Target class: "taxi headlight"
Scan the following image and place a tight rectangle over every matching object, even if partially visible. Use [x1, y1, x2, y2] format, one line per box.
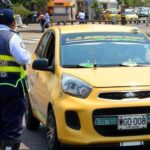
[61, 74, 92, 98]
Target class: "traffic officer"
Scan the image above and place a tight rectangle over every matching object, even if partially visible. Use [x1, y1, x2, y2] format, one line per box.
[0, 9, 31, 150]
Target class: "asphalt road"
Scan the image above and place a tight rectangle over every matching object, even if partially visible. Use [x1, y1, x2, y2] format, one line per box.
[18, 23, 150, 150]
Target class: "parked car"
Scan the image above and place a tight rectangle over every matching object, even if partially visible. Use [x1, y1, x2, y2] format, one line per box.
[103, 9, 118, 21]
[103, 9, 138, 23]
[125, 9, 139, 21]
[138, 7, 150, 18]
[26, 24, 150, 150]
[117, 9, 138, 22]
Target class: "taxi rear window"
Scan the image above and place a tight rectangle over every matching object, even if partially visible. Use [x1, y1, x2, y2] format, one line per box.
[61, 32, 150, 45]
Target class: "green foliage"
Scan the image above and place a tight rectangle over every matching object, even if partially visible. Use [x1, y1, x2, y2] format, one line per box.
[91, 0, 100, 13]
[11, 0, 48, 10]
[10, 0, 49, 17]
[13, 4, 32, 18]
[144, 0, 150, 7]
[124, 0, 150, 7]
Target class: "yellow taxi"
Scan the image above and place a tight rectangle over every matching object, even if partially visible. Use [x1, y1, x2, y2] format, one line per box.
[117, 9, 139, 22]
[103, 9, 118, 21]
[26, 24, 150, 150]
[125, 10, 139, 21]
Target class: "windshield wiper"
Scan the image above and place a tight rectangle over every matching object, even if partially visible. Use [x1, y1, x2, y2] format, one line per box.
[98, 63, 150, 67]
[132, 63, 150, 67]
[62, 63, 150, 68]
[97, 64, 129, 67]
[62, 65, 92, 68]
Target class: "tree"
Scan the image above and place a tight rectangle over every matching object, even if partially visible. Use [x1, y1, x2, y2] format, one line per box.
[91, 0, 101, 19]
[13, 4, 31, 18]
[11, 0, 48, 10]
[10, 0, 49, 21]
[124, 0, 150, 7]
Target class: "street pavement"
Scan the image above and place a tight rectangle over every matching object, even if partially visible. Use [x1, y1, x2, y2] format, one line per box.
[18, 22, 150, 150]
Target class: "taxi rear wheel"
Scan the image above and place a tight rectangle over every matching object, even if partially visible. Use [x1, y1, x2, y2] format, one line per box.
[47, 109, 61, 150]
[25, 96, 40, 130]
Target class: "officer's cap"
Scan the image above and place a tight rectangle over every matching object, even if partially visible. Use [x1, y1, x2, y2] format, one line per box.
[0, 9, 15, 25]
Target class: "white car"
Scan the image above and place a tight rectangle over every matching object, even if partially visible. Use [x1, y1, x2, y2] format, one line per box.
[138, 7, 150, 18]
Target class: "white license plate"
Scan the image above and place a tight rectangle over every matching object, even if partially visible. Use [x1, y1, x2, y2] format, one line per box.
[120, 141, 144, 147]
[118, 114, 147, 130]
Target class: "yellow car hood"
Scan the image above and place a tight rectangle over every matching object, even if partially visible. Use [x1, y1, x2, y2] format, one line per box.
[63, 67, 150, 87]
[126, 14, 138, 19]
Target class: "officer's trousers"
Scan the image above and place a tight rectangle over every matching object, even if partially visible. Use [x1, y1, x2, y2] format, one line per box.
[0, 94, 27, 140]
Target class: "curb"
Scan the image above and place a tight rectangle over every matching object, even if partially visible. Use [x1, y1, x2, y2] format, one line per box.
[18, 30, 42, 33]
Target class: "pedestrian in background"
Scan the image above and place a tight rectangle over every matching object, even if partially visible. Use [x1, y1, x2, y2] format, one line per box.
[78, 10, 85, 24]
[44, 12, 50, 28]
[0, 8, 31, 150]
[38, 12, 46, 32]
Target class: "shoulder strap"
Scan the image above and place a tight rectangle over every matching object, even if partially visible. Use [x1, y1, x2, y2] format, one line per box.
[9, 29, 19, 40]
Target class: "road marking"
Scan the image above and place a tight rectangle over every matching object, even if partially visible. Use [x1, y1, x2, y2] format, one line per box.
[32, 38, 41, 41]
[23, 38, 40, 44]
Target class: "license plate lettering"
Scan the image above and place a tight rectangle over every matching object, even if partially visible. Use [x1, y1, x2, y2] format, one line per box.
[118, 114, 147, 130]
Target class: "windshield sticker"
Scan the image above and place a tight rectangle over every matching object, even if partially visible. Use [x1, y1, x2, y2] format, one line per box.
[79, 63, 94, 68]
[65, 35, 145, 43]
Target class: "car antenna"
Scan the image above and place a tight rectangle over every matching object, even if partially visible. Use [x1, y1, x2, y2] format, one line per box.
[93, 49, 97, 69]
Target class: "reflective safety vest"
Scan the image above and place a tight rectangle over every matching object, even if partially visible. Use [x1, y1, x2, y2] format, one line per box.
[0, 30, 27, 96]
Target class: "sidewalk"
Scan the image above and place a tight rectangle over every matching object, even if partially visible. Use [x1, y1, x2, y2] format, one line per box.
[18, 23, 150, 36]
[18, 23, 42, 33]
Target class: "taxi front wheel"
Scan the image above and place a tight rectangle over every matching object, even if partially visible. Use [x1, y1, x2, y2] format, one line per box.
[47, 109, 66, 150]
[25, 97, 40, 130]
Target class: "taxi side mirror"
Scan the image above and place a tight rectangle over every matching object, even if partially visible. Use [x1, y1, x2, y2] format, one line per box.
[32, 58, 53, 71]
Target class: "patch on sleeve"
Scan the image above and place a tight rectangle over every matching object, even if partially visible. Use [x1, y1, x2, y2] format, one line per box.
[20, 42, 26, 49]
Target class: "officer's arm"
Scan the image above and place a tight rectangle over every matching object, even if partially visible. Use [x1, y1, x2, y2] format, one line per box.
[9, 33, 31, 65]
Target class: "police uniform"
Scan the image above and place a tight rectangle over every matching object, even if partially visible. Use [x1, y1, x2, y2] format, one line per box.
[0, 9, 31, 150]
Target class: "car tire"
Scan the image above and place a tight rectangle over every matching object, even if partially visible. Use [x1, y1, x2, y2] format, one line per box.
[25, 95, 40, 130]
[47, 109, 63, 150]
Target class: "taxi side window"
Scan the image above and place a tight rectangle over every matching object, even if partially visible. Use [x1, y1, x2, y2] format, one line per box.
[45, 32, 55, 66]
[36, 32, 51, 58]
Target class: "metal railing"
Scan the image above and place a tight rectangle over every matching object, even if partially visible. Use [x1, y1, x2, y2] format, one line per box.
[54, 18, 149, 26]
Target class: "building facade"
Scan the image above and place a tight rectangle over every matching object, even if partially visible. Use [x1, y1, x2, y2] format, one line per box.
[47, 0, 119, 20]
[47, 0, 75, 20]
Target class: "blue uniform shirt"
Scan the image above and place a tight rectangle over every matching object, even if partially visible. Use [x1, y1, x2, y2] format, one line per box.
[0, 24, 31, 65]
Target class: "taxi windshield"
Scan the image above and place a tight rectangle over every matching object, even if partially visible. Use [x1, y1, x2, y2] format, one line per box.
[125, 11, 135, 15]
[60, 32, 150, 68]
[110, 10, 118, 14]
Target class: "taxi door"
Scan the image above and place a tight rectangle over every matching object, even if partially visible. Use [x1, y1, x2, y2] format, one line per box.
[29, 31, 55, 123]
